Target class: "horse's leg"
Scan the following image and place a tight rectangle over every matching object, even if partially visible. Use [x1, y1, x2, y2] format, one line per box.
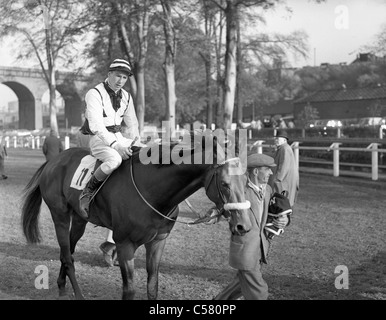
[51, 210, 84, 300]
[144, 235, 168, 300]
[116, 241, 137, 300]
[69, 213, 88, 255]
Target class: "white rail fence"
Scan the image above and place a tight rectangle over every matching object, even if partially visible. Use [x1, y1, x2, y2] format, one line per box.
[2, 135, 71, 150]
[251, 140, 386, 181]
[4, 135, 386, 181]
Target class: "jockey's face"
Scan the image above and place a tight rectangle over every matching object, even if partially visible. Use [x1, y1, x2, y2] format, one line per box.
[107, 71, 129, 92]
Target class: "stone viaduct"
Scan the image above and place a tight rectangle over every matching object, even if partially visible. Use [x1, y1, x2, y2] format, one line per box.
[0, 66, 91, 130]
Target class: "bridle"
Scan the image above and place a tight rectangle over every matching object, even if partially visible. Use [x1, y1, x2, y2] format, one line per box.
[129, 157, 249, 225]
[203, 157, 250, 217]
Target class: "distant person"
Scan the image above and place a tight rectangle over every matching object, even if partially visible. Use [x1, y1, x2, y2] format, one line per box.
[0, 136, 8, 180]
[268, 129, 299, 207]
[256, 119, 263, 130]
[278, 118, 287, 129]
[76, 113, 91, 150]
[42, 129, 64, 161]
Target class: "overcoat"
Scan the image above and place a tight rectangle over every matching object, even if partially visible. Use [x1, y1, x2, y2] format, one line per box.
[269, 143, 299, 206]
[229, 183, 273, 270]
[42, 135, 63, 161]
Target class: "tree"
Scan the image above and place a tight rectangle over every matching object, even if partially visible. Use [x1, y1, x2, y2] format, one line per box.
[297, 102, 319, 128]
[160, 0, 177, 138]
[0, 0, 89, 132]
[361, 23, 386, 57]
[134, 0, 151, 133]
[206, 0, 277, 129]
[198, 0, 217, 128]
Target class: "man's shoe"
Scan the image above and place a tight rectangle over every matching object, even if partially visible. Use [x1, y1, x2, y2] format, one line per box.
[1, 175, 7, 180]
[79, 175, 103, 219]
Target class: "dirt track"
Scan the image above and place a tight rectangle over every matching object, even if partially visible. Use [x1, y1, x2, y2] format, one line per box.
[0, 148, 385, 300]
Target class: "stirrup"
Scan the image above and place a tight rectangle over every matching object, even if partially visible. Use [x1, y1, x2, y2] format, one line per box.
[79, 192, 93, 219]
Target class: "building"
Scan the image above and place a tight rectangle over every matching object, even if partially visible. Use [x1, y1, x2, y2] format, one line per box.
[293, 85, 386, 122]
[0, 100, 19, 129]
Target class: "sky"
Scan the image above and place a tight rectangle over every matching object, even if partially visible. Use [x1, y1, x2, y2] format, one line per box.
[261, 0, 386, 67]
[1, 0, 386, 103]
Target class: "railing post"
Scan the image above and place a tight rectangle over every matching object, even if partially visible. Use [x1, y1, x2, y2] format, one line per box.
[251, 140, 265, 154]
[31, 135, 35, 149]
[5, 136, 9, 148]
[291, 141, 300, 170]
[367, 143, 380, 181]
[329, 143, 341, 177]
[337, 127, 341, 138]
[13, 136, 17, 148]
[36, 136, 40, 149]
[64, 136, 70, 150]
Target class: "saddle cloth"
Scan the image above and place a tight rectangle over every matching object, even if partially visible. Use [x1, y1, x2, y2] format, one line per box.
[70, 155, 99, 190]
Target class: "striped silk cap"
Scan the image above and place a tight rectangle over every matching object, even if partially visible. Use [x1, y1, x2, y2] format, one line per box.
[109, 59, 133, 76]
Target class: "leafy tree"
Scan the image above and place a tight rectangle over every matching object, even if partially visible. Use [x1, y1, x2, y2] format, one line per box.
[0, 0, 89, 132]
[297, 102, 319, 128]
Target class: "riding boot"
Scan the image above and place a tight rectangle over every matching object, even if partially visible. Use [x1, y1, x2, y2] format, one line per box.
[79, 174, 104, 219]
[99, 241, 116, 267]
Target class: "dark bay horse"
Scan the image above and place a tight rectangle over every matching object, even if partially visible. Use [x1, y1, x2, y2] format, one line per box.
[21, 132, 252, 300]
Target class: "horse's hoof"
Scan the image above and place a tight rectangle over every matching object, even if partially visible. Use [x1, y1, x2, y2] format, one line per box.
[103, 254, 114, 267]
[58, 295, 70, 300]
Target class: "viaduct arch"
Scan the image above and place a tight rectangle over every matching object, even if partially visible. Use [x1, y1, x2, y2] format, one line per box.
[0, 66, 90, 130]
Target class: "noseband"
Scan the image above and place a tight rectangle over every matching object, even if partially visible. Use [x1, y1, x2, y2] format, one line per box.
[204, 157, 251, 216]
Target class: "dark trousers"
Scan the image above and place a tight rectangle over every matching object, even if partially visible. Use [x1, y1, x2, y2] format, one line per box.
[214, 264, 268, 300]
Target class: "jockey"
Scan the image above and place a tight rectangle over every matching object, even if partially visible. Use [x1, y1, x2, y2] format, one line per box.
[79, 58, 141, 219]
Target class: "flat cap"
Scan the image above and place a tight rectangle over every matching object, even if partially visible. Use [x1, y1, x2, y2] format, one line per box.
[247, 153, 276, 168]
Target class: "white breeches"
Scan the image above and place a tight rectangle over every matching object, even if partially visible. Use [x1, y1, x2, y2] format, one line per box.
[89, 133, 132, 175]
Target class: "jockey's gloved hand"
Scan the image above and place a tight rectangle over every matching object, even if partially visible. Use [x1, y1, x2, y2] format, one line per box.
[113, 142, 133, 160]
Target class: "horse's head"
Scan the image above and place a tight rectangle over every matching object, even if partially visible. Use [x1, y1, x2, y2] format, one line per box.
[201, 130, 252, 236]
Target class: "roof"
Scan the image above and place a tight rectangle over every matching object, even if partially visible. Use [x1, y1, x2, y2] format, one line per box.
[263, 98, 294, 115]
[294, 85, 386, 104]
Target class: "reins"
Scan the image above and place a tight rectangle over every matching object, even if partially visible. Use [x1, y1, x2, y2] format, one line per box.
[129, 158, 181, 223]
[129, 156, 241, 225]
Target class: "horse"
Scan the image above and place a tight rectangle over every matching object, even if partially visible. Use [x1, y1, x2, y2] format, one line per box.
[21, 131, 252, 300]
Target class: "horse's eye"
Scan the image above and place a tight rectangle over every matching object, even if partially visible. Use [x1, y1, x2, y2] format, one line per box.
[221, 182, 229, 189]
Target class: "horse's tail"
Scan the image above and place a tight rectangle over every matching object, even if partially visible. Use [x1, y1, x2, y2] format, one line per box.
[21, 162, 48, 244]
